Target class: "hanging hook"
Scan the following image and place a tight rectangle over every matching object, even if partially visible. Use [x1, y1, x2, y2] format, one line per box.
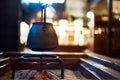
[41, 4, 48, 31]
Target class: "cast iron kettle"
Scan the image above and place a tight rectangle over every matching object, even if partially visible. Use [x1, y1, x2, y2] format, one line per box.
[26, 5, 58, 51]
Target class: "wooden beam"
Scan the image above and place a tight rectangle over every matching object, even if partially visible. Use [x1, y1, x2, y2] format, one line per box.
[107, 0, 113, 56]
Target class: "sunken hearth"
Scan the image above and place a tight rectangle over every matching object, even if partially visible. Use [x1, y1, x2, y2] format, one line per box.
[1, 52, 120, 80]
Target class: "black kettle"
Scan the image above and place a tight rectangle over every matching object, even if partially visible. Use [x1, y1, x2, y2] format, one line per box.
[26, 5, 58, 51]
[26, 22, 58, 51]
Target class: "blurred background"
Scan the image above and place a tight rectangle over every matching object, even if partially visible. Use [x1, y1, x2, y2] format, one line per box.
[0, 0, 120, 58]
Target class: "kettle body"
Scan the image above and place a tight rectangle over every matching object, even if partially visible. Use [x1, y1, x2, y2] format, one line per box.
[26, 22, 58, 51]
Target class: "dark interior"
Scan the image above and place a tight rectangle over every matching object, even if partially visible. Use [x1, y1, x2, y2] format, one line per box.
[0, 0, 120, 80]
